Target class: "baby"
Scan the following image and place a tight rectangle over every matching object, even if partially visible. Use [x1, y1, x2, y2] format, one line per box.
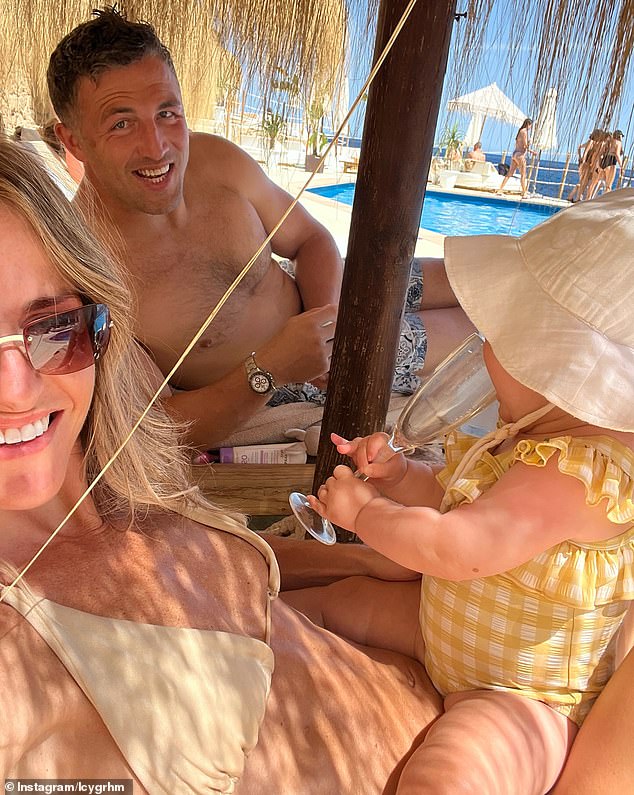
[309, 189, 634, 795]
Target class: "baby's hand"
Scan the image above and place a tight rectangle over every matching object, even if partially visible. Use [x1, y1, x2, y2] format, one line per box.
[308, 465, 380, 532]
[331, 432, 407, 487]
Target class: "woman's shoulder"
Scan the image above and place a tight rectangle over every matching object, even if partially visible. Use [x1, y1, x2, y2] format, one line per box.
[160, 501, 273, 557]
[135, 504, 274, 581]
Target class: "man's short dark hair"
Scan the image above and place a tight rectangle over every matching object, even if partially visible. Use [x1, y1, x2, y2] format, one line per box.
[47, 6, 176, 123]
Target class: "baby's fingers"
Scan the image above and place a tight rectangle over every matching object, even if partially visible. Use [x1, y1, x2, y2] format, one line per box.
[307, 494, 327, 517]
[331, 432, 359, 454]
[332, 464, 355, 480]
[365, 432, 392, 464]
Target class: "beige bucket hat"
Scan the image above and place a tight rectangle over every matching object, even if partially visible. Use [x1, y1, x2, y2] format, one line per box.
[444, 188, 634, 432]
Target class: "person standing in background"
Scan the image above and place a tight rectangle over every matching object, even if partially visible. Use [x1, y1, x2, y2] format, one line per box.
[496, 118, 535, 198]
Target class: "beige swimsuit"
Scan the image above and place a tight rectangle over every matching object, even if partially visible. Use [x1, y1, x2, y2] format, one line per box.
[1, 505, 279, 794]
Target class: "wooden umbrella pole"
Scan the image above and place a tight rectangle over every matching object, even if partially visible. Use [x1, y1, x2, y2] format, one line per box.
[313, 0, 457, 540]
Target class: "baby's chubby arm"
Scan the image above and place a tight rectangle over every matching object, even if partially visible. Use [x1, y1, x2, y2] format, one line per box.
[311, 448, 619, 580]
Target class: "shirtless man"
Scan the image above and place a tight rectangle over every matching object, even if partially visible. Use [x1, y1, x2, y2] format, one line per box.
[465, 141, 486, 162]
[49, 8, 472, 447]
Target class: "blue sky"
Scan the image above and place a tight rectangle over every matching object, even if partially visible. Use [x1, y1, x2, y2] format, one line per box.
[341, 2, 634, 161]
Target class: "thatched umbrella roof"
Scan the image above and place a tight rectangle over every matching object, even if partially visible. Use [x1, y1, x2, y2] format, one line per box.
[452, 0, 634, 137]
[0, 0, 632, 137]
[0, 0, 348, 128]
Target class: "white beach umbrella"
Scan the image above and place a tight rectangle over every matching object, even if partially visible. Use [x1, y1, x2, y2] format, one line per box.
[532, 87, 558, 151]
[447, 82, 527, 146]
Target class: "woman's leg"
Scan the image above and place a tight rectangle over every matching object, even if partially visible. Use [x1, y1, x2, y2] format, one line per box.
[281, 575, 424, 661]
[551, 646, 634, 794]
[396, 690, 578, 795]
[497, 158, 519, 193]
[585, 167, 602, 199]
[519, 158, 528, 196]
[569, 165, 585, 201]
[576, 164, 591, 200]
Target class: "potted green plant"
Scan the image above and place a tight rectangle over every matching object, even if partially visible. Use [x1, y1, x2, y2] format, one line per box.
[305, 99, 327, 173]
[438, 123, 464, 168]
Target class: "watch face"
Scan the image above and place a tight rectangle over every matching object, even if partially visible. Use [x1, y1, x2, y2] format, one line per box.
[249, 371, 272, 394]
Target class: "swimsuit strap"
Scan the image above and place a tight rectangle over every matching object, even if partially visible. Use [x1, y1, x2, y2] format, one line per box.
[439, 402, 556, 512]
[170, 501, 280, 643]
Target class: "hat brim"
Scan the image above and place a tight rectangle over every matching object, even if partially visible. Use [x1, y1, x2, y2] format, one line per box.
[444, 233, 634, 432]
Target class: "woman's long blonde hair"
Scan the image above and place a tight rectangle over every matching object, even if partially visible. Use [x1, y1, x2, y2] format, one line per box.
[0, 137, 241, 526]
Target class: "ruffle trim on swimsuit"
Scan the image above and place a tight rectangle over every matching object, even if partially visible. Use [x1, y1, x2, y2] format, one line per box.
[511, 436, 634, 524]
[437, 433, 634, 609]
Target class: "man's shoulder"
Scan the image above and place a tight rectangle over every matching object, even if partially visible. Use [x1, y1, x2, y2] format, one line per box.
[185, 131, 272, 200]
[188, 131, 258, 174]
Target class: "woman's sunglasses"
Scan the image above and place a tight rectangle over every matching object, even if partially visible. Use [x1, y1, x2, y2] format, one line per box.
[0, 303, 112, 376]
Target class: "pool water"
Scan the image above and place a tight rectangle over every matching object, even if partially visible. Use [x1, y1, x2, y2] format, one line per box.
[307, 184, 561, 237]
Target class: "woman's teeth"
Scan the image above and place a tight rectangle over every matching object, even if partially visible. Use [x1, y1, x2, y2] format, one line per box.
[0, 415, 50, 445]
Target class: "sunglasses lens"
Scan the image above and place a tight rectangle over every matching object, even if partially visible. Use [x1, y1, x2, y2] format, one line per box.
[25, 304, 111, 375]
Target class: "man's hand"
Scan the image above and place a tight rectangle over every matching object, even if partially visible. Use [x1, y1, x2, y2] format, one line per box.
[308, 465, 381, 532]
[259, 304, 337, 387]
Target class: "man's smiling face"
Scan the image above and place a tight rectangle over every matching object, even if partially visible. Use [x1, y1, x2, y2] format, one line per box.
[60, 55, 189, 216]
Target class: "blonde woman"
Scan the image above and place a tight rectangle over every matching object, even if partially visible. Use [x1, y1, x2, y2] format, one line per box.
[0, 138, 442, 792]
[5, 137, 630, 795]
[569, 129, 600, 202]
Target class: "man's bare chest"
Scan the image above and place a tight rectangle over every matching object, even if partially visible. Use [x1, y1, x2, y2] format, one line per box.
[123, 194, 275, 334]
[127, 202, 270, 293]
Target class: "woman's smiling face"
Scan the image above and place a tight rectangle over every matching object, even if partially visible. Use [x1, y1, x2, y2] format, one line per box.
[0, 204, 95, 510]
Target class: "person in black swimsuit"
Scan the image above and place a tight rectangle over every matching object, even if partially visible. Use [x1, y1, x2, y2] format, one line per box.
[599, 130, 624, 192]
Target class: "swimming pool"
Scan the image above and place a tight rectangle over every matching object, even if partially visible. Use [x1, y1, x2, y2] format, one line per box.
[307, 184, 562, 237]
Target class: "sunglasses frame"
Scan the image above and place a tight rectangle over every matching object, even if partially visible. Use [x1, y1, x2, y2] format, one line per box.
[0, 303, 112, 376]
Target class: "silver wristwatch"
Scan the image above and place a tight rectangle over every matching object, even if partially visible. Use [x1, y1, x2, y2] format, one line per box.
[245, 352, 277, 395]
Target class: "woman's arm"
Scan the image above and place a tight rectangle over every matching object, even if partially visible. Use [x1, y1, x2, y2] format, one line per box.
[551, 644, 634, 794]
[616, 140, 624, 167]
[266, 534, 420, 591]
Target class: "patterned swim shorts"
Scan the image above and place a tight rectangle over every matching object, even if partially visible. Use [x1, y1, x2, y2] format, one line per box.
[269, 259, 427, 406]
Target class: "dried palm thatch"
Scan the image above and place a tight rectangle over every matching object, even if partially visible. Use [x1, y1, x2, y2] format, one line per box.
[360, 0, 633, 147]
[0, 0, 631, 145]
[0, 0, 348, 128]
[451, 0, 634, 139]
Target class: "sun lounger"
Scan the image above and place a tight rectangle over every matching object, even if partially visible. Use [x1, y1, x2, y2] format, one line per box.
[430, 157, 522, 193]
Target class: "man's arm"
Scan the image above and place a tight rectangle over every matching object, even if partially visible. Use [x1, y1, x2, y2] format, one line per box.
[138, 308, 337, 447]
[264, 534, 420, 591]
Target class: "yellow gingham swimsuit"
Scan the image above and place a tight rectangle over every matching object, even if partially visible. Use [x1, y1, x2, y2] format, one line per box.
[422, 433, 634, 726]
